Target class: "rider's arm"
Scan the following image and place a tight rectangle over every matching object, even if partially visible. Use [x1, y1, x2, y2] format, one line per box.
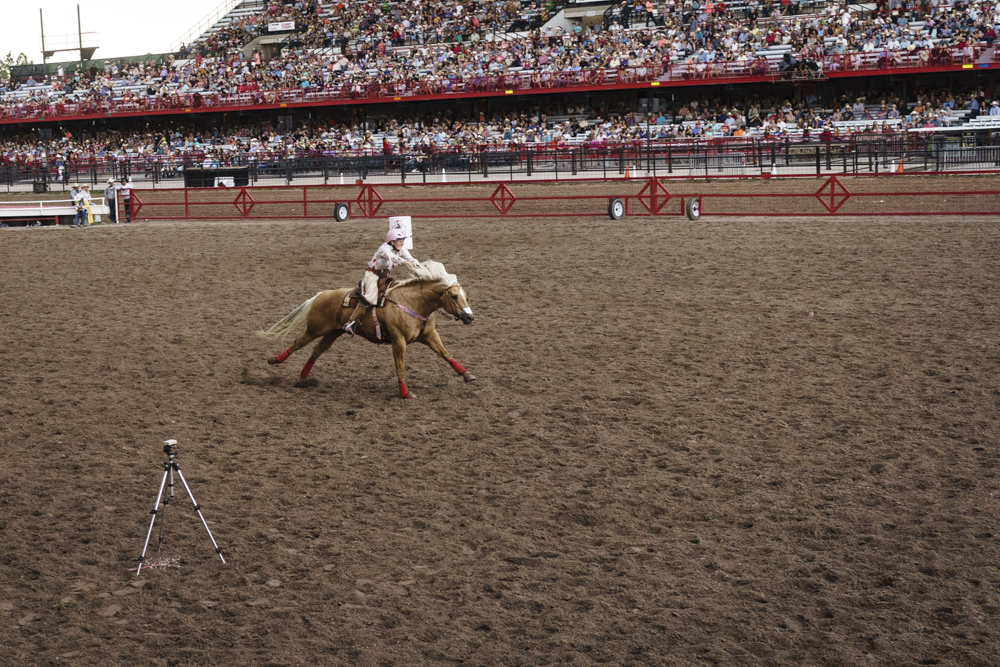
[396, 247, 420, 266]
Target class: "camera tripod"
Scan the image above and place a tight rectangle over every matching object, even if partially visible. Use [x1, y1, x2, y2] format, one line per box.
[136, 440, 225, 576]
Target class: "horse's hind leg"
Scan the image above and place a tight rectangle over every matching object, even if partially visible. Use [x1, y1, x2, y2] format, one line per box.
[421, 330, 476, 382]
[268, 329, 319, 365]
[300, 331, 343, 378]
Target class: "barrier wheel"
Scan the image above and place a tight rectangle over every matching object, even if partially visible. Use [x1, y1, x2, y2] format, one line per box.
[685, 197, 701, 221]
[333, 202, 349, 222]
[608, 198, 625, 220]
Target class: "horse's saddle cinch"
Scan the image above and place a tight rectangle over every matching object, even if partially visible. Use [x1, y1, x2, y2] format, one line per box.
[344, 306, 390, 345]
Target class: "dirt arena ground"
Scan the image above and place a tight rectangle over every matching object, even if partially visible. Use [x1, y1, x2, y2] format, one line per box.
[1, 209, 998, 666]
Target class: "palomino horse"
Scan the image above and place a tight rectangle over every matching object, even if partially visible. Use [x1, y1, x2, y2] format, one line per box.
[257, 261, 475, 399]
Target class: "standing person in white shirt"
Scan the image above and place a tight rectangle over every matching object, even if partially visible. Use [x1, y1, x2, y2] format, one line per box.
[343, 228, 420, 335]
[104, 178, 118, 223]
[70, 184, 86, 227]
[119, 177, 134, 222]
[79, 185, 93, 226]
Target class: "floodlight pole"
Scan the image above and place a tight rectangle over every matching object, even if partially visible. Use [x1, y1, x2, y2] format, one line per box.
[78, 4, 84, 69]
[40, 9, 47, 69]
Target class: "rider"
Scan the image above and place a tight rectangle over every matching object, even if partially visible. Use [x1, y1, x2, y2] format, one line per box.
[344, 227, 420, 334]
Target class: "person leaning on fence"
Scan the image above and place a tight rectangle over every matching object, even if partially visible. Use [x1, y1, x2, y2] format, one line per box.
[73, 185, 92, 227]
[104, 178, 118, 223]
[81, 185, 95, 225]
[71, 184, 87, 227]
[120, 177, 134, 223]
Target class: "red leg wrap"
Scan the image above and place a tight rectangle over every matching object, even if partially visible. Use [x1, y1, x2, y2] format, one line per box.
[449, 358, 467, 375]
[273, 349, 291, 364]
[300, 358, 316, 379]
[398, 379, 409, 398]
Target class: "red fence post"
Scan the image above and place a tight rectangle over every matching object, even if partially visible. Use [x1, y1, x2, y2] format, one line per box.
[130, 191, 144, 220]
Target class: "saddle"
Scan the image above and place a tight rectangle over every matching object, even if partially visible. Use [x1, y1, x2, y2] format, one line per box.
[342, 274, 395, 309]
[342, 275, 395, 345]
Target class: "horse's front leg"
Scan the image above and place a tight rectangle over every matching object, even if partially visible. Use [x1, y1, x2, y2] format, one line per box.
[391, 338, 414, 399]
[421, 329, 476, 382]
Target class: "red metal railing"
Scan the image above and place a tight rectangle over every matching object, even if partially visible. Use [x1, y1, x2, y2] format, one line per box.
[128, 174, 1000, 222]
[0, 46, 992, 125]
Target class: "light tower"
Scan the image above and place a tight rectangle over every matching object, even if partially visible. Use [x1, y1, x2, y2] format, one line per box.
[39, 5, 100, 74]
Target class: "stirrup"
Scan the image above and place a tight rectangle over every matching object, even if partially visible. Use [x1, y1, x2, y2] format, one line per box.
[343, 321, 355, 336]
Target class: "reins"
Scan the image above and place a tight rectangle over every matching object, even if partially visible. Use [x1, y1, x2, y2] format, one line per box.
[387, 280, 461, 322]
[387, 297, 429, 321]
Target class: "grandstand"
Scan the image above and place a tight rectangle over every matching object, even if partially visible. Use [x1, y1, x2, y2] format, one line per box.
[171, 0, 267, 54]
[1, 0, 999, 192]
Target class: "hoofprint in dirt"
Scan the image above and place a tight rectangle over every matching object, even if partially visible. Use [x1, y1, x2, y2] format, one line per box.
[0, 215, 997, 666]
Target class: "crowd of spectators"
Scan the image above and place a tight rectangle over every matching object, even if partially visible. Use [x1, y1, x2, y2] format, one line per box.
[2, 0, 1000, 121]
[178, 0, 534, 56]
[1, 29, 665, 121]
[2, 84, 996, 173]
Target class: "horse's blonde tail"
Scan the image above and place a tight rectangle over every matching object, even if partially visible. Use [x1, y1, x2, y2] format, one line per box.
[256, 292, 322, 343]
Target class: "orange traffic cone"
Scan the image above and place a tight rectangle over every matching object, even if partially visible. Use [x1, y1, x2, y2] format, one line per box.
[896, 158, 904, 173]
[625, 166, 631, 179]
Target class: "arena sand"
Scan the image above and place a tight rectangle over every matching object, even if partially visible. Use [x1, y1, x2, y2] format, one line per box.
[0, 212, 998, 666]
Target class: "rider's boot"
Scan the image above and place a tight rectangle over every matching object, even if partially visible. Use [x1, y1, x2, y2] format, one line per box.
[344, 304, 368, 335]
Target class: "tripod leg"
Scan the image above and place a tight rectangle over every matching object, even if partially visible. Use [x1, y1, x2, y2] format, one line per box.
[137, 468, 170, 576]
[156, 464, 176, 552]
[173, 467, 226, 564]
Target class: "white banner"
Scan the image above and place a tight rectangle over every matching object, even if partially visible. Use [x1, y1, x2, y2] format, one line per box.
[388, 216, 413, 251]
[268, 21, 295, 32]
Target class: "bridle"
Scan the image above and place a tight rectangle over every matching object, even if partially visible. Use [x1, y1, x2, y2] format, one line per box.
[396, 281, 466, 322]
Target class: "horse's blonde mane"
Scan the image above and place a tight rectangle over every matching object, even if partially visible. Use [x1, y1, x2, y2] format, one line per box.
[391, 260, 457, 289]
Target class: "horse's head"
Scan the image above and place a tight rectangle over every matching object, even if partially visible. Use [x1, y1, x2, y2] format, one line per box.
[392, 261, 474, 324]
[441, 283, 474, 325]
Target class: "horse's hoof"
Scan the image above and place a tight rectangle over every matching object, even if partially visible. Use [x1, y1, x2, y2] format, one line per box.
[267, 357, 280, 365]
[463, 372, 477, 382]
[402, 392, 415, 400]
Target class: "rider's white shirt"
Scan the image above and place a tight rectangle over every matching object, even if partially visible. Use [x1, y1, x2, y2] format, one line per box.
[368, 242, 417, 272]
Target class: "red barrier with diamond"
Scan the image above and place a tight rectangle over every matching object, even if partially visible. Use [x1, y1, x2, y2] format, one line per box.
[815, 176, 851, 213]
[490, 183, 516, 215]
[635, 178, 673, 215]
[130, 175, 1000, 221]
[356, 185, 383, 217]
